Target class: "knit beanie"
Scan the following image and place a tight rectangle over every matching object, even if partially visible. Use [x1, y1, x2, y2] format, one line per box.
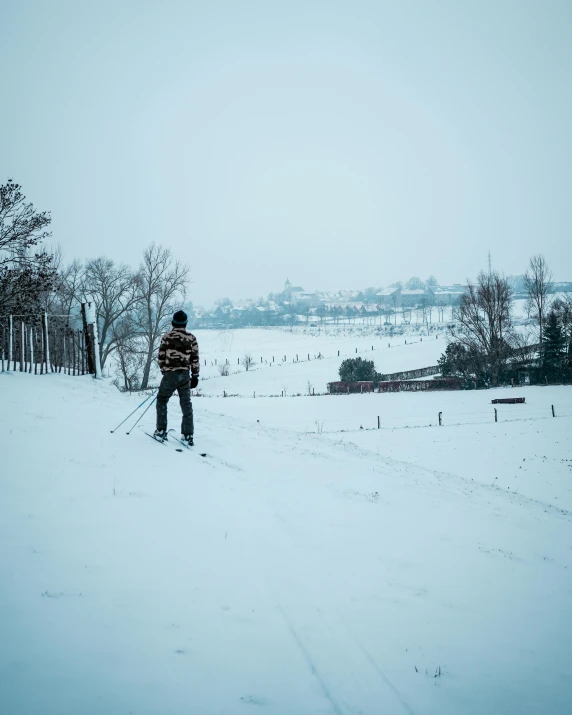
[172, 310, 188, 327]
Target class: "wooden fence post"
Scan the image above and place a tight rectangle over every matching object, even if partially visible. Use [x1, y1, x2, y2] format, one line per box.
[552, 405, 555, 417]
[40, 319, 45, 374]
[88, 302, 102, 379]
[494, 408, 498, 423]
[20, 322, 25, 372]
[438, 411, 442, 426]
[29, 327, 34, 373]
[377, 416, 380, 429]
[9, 315, 13, 370]
[81, 303, 95, 375]
[44, 312, 51, 373]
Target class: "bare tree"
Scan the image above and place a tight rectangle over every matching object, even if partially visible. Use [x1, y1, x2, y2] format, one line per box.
[524, 254, 553, 349]
[241, 353, 255, 371]
[450, 271, 514, 386]
[0, 180, 55, 314]
[391, 292, 400, 325]
[0, 180, 52, 268]
[218, 362, 230, 376]
[112, 314, 147, 391]
[84, 257, 141, 368]
[406, 276, 424, 289]
[50, 258, 85, 321]
[510, 327, 538, 369]
[136, 244, 189, 389]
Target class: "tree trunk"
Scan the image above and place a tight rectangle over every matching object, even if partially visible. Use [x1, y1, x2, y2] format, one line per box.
[141, 344, 155, 389]
[81, 303, 95, 374]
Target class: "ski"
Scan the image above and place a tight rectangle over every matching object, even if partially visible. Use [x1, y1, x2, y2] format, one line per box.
[142, 429, 184, 452]
[172, 434, 208, 458]
[138, 426, 207, 457]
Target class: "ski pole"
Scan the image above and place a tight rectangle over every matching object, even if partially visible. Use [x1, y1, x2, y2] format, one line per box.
[126, 395, 157, 435]
[110, 391, 156, 434]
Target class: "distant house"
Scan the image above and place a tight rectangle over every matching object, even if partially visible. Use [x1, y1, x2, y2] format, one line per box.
[295, 292, 320, 306]
[400, 288, 433, 307]
[376, 287, 401, 307]
[282, 278, 307, 304]
[552, 281, 572, 294]
[433, 285, 466, 306]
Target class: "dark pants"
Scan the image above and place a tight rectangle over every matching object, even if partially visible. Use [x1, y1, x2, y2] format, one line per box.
[156, 371, 194, 435]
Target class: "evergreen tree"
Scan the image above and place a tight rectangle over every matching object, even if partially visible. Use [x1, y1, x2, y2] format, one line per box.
[438, 341, 487, 387]
[543, 311, 565, 366]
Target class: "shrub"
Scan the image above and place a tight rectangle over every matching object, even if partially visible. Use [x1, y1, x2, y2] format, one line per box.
[339, 357, 378, 382]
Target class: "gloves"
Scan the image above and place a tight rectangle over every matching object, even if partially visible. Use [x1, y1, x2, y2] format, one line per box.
[190, 374, 199, 389]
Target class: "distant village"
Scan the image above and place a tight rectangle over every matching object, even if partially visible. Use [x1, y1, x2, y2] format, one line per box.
[188, 277, 572, 329]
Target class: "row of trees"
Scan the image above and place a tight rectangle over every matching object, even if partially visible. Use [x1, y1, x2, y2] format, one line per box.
[53, 247, 189, 389]
[1, 181, 190, 390]
[440, 256, 571, 387]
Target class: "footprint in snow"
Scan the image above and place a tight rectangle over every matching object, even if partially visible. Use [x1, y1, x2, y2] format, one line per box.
[41, 591, 82, 599]
[240, 695, 268, 706]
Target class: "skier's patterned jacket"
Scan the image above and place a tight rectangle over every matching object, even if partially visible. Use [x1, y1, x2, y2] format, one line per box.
[157, 327, 200, 375]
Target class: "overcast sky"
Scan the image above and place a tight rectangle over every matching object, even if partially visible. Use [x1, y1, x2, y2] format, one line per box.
[2, 0, 571, 306]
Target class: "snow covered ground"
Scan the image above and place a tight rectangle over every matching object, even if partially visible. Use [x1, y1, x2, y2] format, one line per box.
[1, 365, 571, 714]
[192, 327, 448, 396]
[174, 301, 539, 396]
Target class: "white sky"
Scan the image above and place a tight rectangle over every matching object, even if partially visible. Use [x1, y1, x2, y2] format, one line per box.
[2, 0, 571, 305]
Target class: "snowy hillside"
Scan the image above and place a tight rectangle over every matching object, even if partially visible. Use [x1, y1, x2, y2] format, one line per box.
[193, 327, 448, 396]
[1, 371, 571, 714]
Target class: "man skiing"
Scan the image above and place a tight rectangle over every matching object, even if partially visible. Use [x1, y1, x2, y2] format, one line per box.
[154, 310, 199, 446]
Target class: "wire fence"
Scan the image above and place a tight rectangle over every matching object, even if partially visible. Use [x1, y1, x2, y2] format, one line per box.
[196, 401, 572, 434]
[198, 333, 443, 376]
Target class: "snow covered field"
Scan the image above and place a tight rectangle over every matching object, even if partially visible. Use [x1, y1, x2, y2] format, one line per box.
[177, 302, 539, 396]
[192, 326, 448, 396]
[1, 361, 572, 713]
